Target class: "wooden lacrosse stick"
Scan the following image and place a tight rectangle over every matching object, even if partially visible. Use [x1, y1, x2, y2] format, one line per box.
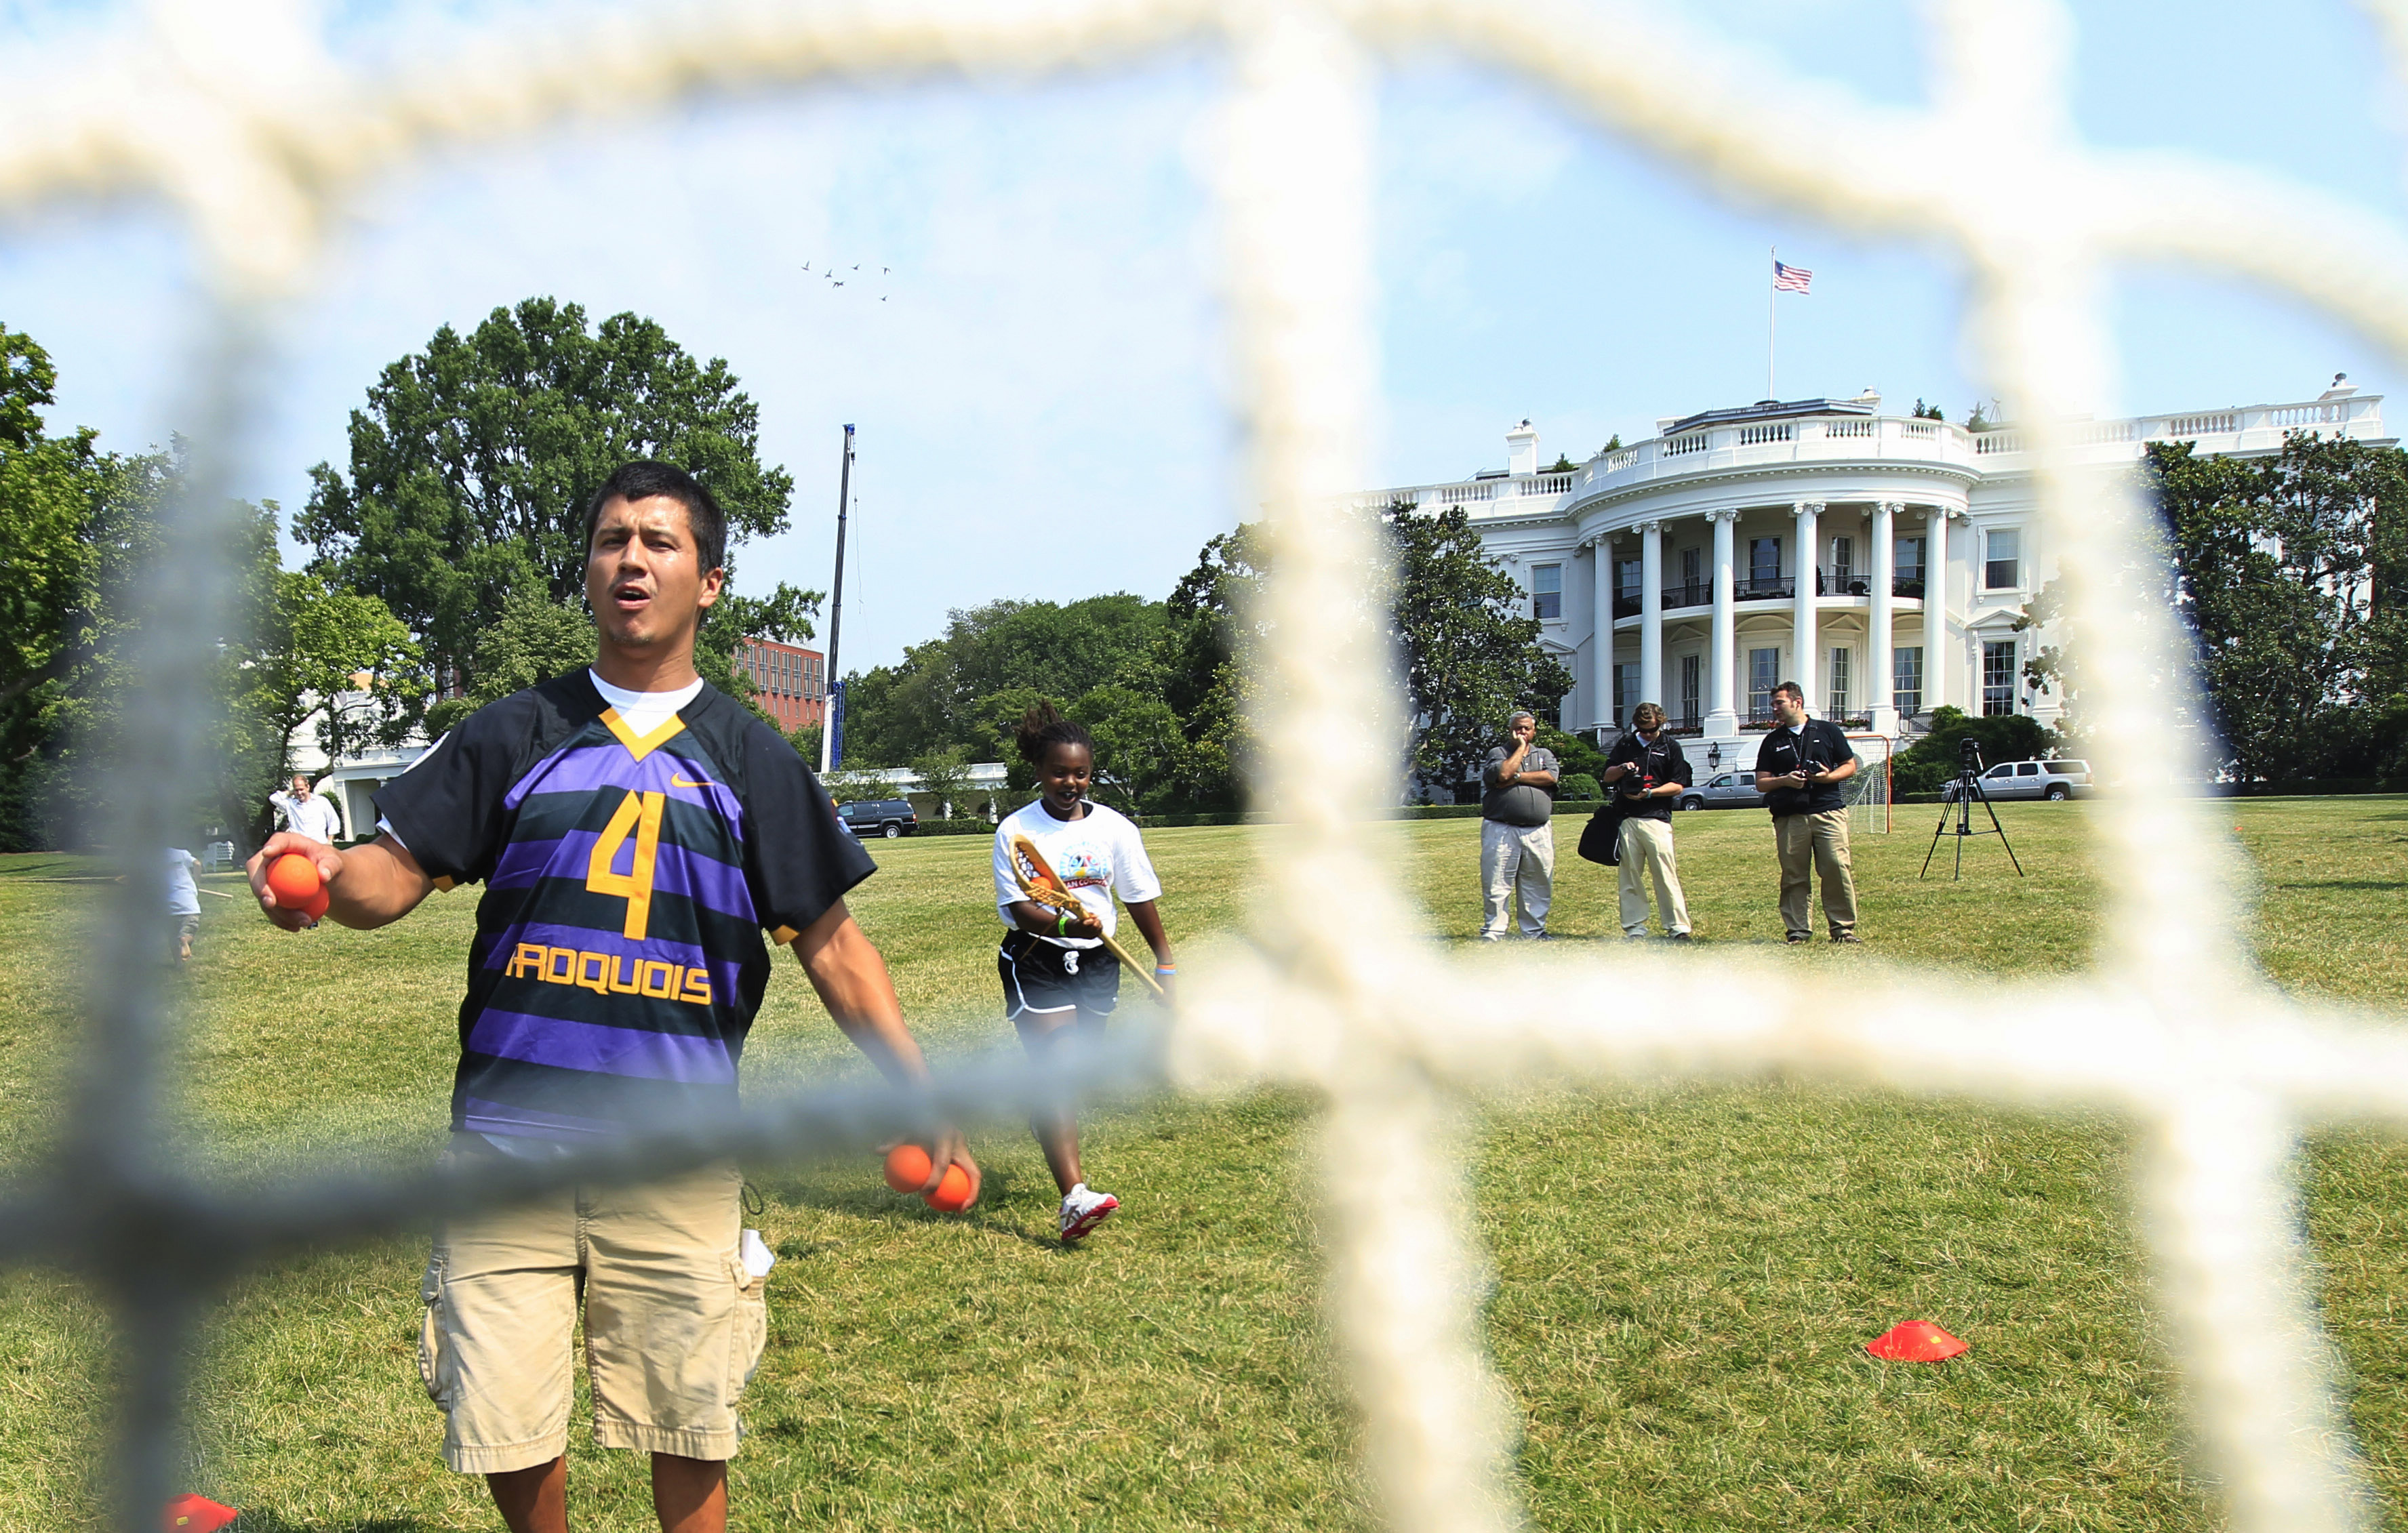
[1009, 834, 1167, 999]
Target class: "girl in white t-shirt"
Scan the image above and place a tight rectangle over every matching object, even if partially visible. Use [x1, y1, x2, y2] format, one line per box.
[992, 701, 1176, 1242]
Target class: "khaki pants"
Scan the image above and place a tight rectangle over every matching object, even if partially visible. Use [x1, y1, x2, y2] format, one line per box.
[1775, 809, 1858, 939]
[1480, 819, 1554, 937]
[418, 1145, 765, 1473]
[1618, 817, 1690, 936]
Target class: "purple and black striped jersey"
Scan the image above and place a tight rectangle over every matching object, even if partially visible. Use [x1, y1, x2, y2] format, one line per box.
[376, 673, 872, 1143]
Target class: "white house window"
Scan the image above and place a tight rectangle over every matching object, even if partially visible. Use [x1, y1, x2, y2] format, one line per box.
[1748, 647, 1780, 720]
[1982, 639, 2018, 715]
[1830, 535, 1854, 590]
[1679, 654, 1701, 728]
[1748, 537, 1781, 587]
[1893, 645, 1924, 716]
[1984, 528, 2022, 590]
[1532, 563, 1562, 621]
[1613, 661, 1640, 726]
[1828, 646, 1852, 717]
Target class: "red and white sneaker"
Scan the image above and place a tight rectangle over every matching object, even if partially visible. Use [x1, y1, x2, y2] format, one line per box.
[1060, 1184, 1120, 1242]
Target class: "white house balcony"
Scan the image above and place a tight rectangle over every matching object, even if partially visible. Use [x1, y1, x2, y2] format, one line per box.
[1611, 571, 1929, 624]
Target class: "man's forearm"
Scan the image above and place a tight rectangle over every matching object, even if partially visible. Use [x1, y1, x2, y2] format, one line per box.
[325, 836, 435, 928]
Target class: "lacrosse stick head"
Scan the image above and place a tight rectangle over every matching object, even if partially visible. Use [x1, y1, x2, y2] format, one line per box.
[1010, 834, 1068, 894]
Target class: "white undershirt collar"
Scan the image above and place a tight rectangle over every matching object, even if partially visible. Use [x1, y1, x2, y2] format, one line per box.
[590, 668, 704, 731]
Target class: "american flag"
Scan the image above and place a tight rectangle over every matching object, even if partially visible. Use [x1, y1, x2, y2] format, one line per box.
[1773, 260, 1813, 293]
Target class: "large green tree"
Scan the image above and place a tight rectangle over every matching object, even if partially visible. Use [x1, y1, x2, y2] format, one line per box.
[1146, 506, 1573, 806]
[2147, 434, 2408, 782]
[296, 296, 813, 708]
[1386, 500, 1576, 796]
[243, 570, 424, 785]
[0, 325, 103, 720]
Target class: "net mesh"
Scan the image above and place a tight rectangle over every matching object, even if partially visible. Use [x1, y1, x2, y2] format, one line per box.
[1844, 733, 1893, 834]
[4, 2, 2405, 1530]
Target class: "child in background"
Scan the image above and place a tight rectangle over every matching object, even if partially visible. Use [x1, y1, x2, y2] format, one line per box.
[992, 702, 1176, 1243]
[165, 846, 202, 962]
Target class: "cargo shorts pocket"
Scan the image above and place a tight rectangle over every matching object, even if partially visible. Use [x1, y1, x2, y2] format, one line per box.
[728, 1256, 768, 1395]
[417, 1254, 454, 1408]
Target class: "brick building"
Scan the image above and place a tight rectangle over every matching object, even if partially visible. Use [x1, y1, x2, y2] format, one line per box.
[736, 636, 827, 733]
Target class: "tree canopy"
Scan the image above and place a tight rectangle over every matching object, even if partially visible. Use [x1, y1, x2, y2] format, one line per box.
[841, 595, 1170, 769]
[296, 297, 810, 699]
[835, 504, 1574, 812]
[2145, 434, 2408, 783]
[1, 324, 434, 849]
[1386, 500, 1577, 795]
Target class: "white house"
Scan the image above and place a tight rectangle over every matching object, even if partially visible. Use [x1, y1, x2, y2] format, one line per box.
[1359, 380, 2389, 766]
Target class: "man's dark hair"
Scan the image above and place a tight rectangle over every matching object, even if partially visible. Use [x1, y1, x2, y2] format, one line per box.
[1771, 680, 1805, 704]
[583, 461, 727, 574]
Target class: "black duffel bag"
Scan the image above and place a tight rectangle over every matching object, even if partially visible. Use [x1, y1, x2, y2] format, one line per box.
[1576, 798, 1630, 867]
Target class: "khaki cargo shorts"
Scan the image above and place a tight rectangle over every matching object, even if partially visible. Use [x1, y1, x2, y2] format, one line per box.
[416, 1140, 767, 1474]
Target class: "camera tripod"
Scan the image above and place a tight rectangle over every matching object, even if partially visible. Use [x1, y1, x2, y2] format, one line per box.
[1921, 761, 2026, 880]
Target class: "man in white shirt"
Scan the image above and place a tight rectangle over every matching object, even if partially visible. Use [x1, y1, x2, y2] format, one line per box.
[269, 774, 344, 844]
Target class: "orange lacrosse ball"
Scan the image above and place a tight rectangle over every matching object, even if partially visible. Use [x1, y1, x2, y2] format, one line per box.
[883, 1143, 934, 1195]
[300, 886, 332, 921]
[926, 1163, 974, 1212]
[265, 853, 321, 906]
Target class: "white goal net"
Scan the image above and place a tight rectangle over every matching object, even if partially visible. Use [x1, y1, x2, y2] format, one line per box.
[7, 3, 2407, 1531]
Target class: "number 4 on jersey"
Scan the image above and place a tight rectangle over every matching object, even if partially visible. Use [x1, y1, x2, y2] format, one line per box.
[587, 790, 666, 939]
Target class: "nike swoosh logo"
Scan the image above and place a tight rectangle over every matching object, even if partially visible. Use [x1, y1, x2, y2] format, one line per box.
[671, 776, 716, 788]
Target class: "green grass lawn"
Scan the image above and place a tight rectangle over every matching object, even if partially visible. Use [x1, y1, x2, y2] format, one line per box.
[1, 798, 2404, 1530]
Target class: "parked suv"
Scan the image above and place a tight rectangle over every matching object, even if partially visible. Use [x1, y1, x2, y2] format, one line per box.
[1678, 771, 1766, 811]
[1944, 758, 2093, 802]
[837, 798, 919, 838]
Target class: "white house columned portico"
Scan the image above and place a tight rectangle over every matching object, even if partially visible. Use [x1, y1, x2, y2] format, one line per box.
[1354, 385, 2393, 764]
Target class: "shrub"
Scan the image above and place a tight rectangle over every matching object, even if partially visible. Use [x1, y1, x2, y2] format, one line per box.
[1559, 773, 1602, 801]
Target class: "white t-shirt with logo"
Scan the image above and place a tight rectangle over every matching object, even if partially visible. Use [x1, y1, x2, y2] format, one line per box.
[992, 799, 1162, 949]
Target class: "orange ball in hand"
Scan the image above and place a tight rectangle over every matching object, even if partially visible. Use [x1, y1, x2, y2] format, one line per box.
[266, 853, 321, 906]
[883, 1143, 933, 1194]
[926, 1163, 974, 1212]
[300, 886, 331, 922]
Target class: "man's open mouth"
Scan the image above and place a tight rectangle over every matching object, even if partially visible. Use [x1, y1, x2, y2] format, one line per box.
[612, 583, 651, 609]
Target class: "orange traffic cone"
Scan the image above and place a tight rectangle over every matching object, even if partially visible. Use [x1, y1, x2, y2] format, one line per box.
[164, 1493, 239, 1531]
[1866, 1320, 1967, 1362]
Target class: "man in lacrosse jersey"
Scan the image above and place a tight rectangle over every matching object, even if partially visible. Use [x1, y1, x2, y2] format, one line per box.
[247, 460, 974, 1533]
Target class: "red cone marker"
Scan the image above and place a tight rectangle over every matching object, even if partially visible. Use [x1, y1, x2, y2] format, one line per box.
[164, 1493, 240, 1531]
[1866, 1320, 1967, 1362]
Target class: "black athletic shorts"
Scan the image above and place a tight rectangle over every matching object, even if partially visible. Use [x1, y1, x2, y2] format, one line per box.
[997, 930, 1122, 1019]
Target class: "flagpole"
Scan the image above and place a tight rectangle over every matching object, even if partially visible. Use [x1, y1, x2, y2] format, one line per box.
[1767, 245, 1777, 401]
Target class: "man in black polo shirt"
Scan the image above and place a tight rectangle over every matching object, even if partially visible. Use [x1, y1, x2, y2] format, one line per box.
[1602, 702, 1693, 939]
[1752, 680, 1861, 944]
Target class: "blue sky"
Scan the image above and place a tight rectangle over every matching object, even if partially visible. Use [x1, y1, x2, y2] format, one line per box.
[5, 0, 2405, 672]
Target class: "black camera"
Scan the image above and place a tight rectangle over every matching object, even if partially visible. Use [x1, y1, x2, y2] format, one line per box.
[1959, 736, 1984, 774]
